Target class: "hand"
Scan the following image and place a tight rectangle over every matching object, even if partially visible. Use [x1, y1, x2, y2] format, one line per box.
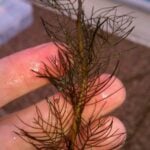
[0, 43, 126, 150]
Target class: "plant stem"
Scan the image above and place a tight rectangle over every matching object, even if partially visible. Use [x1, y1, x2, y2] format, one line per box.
[69, 0, 88, 149]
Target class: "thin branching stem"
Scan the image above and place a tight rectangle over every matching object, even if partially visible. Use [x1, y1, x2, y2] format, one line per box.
[16, 0, 134, 149]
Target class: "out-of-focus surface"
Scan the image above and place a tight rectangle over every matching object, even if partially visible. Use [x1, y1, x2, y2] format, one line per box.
[114, 0, 150, 12]
[33, 0, 150, 48]
[0, 6, 150, 150]
[0, 0, 33, 45]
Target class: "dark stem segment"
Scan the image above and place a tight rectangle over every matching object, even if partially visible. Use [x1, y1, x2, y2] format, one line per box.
[69, 103, 84, 149]
[69, 0, 88, 149]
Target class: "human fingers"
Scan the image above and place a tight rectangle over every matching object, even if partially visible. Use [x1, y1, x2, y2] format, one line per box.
[82, 74, 126, 121]
[0, 75, 126, 149]
[0, 113, 126, 149]
[0, 96, 72, 150]
[0, 43, 59, 107]
[76, 116, 126, 150]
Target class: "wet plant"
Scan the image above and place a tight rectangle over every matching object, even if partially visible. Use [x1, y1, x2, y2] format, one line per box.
[16, 0, 134, 149]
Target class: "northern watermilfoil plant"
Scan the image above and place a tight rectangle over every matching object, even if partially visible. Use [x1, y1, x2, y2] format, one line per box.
[16, 0, 134, 149]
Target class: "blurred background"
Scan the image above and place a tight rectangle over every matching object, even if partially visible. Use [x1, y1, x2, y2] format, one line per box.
[0, 1, 150, 150]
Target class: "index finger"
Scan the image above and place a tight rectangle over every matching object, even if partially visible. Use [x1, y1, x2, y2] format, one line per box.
[0, 43, 58, 107]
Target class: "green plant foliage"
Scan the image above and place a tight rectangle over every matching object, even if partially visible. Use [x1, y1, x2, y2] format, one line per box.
[16, 0, 134, 149]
